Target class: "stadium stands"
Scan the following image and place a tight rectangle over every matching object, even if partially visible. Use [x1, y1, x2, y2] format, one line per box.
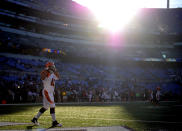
[0, 0, 182, 103]
[0, 53, 181, 103]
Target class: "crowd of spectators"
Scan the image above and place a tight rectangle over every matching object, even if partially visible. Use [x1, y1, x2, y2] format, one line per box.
[0, 54, 182, 104]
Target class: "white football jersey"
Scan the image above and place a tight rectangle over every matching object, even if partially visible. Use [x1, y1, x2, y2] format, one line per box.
[42, 72, 59, 92]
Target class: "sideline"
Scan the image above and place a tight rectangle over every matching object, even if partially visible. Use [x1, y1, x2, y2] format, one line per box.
[0, 124, 131, 131]
[0, 101, 178, 106]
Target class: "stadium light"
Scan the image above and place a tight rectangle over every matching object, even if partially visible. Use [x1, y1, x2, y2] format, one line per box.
[162, 54, 167, 59]
[167, 0, 170, 8]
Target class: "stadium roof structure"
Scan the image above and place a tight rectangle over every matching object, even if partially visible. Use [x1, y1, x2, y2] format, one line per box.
[0, 0, 182, 60]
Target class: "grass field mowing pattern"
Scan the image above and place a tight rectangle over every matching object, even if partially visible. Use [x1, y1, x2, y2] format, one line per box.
[0, 102, 182, 131]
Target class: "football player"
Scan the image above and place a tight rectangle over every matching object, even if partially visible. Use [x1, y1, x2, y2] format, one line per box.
[31, 62, 62, 127]
[156, 86, 161, 105]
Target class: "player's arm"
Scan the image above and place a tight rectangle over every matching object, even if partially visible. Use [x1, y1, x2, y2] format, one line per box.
[53, 70, 60, 80]
[40, 70, 50, 80]
[48, 64, 60, 80]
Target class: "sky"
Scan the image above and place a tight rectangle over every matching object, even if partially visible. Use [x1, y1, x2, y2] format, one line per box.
[73, 0, 182, 8]
[73, 0, 182, 32]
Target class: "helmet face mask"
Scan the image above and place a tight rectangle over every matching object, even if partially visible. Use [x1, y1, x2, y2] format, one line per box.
[45, 62, 56, 72]
[49, 65, 56, 72]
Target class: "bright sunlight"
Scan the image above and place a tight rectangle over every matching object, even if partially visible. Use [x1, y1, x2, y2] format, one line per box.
[73, 0, 172, 32]
[73, 0, 147, 32]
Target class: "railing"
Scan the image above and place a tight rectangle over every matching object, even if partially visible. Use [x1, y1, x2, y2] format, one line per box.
[6, 0, 94, 23]
[2, 94, 179, 104]
[0, 26, 104, 47]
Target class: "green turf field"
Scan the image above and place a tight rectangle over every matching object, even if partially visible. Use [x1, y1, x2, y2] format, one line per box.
[0, 102, 182, 131]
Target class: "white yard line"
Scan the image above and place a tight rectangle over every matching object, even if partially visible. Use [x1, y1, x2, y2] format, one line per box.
[0, 124, 130, 131]
[0, 122, 31, 126]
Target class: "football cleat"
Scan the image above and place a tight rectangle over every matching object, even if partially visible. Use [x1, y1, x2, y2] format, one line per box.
[52, 120, 62, 127]
[31, 117, 39, 126]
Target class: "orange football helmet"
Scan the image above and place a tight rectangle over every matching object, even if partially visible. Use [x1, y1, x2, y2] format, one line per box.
[45, 62, 54, 68]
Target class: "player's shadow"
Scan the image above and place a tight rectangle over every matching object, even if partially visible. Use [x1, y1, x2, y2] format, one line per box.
[26, 125, 34, 131]
[40, 126, 56, 131]
[26, 125, 50, 131]
[46, 126, 55, 130]
[26, 125, 56, 131]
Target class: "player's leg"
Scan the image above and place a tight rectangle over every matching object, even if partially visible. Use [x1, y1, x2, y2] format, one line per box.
[50, 107, 62, 127]
[49, 92, 62, 127]
[156, 94, 160, 105]
[31, 89, 48, 125]
[31, 107, 47, 125]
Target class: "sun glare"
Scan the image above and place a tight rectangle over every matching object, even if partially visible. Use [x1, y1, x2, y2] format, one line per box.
[73, 0, 144, 32]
